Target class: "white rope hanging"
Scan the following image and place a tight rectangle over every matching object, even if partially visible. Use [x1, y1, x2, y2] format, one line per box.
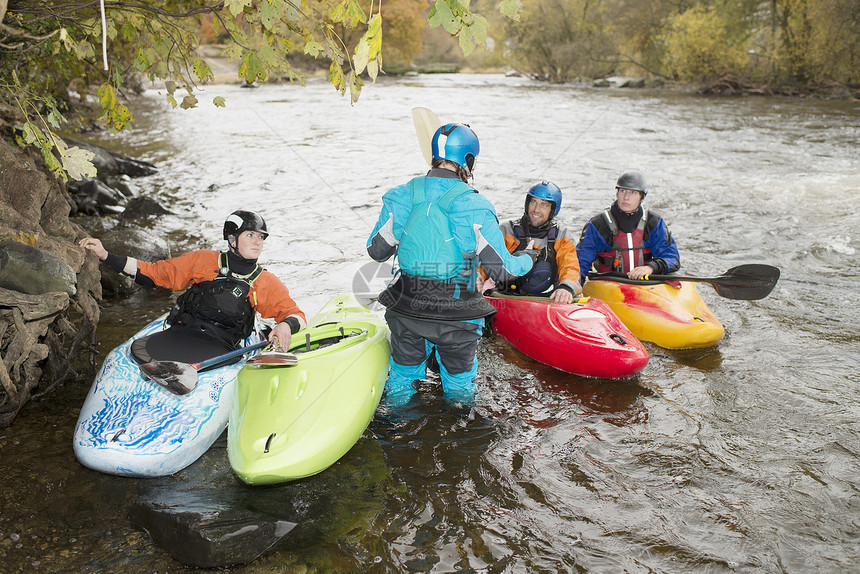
[99, 0, 108, 70]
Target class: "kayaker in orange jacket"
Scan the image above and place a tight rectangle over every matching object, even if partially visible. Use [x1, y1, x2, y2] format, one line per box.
[483, 181, 582, 304]
[79, 210, 305, 362]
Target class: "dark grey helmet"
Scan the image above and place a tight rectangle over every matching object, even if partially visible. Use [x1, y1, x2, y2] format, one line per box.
[223, 210, 268, 240]
[616, 170, 647, 196]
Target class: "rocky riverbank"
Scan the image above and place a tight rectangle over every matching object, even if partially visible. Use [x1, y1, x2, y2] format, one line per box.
[0, 138, 170, 427]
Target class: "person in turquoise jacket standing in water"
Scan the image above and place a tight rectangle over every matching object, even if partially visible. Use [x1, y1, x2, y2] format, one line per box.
[367, 123, 534, 405]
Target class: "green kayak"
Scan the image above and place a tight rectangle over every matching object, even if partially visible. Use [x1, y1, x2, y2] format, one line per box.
[227, 293, 390, 485]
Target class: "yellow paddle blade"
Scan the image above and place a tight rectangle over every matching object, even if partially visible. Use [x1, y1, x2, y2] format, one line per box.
[412, 107, 441, 166]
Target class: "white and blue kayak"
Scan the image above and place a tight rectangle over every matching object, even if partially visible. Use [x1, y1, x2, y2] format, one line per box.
[73, 316, 263, 477]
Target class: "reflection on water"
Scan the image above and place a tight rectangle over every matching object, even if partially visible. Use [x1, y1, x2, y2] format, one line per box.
[1, 75, 858, 572]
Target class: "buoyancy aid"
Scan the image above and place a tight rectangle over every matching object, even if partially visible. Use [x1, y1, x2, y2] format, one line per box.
[397, 177, 475, 282]
[167, 253, 263, 348]
[595, 207, 651, 273]
[507, 222, 559, 294]
[379, 177, 496, 320]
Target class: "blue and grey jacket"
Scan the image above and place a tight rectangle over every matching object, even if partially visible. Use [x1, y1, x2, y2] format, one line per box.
[367, 169, 534, 320]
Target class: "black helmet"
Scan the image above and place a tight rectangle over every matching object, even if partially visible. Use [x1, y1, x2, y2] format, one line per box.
[223, 210, 268, 240]
[616, 170, 647, 196]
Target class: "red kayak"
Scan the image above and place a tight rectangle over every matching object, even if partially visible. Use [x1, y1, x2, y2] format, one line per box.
[486, 292, 649, 379]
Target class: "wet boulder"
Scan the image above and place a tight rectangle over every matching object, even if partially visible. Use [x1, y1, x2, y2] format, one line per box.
[65, 139, 157, 216]
[598, 76, 647, 88]
[121, 196, 173, 220]
[0, 240, 77, 295]
[129, 487, 297, 569]
[69, 178, 128, 215]
[68, 139, 157, 179]
[129, 435, 390, 568]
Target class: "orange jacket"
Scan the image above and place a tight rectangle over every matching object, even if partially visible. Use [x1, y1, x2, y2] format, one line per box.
[500, 221, 581, 289]
[136, 250, 305, 326]
[479, 221, 581, 294]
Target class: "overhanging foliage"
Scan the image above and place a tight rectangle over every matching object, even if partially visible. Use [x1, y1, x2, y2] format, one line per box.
[0, 0, 517, 180]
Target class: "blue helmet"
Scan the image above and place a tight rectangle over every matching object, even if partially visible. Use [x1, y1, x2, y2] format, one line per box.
[525, 181, 562, 217]
[431, 123, 480, 172]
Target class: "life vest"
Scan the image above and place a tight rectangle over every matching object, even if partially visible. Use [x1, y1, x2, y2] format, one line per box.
[504, 223, 559, 295]
[397, 177, 475, 283]
[379, 177, 495, 320]
[167, 253, 262, 348]
[595, 207, 652, 273]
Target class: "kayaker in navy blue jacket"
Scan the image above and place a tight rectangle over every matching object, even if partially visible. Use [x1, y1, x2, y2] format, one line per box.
[367, 123, 534, 405]
[576, 170, 680, 281]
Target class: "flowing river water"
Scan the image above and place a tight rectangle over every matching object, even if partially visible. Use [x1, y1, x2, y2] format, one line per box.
[1, 74, 859, 572]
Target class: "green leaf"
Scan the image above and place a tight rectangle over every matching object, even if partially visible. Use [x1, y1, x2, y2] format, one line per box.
[213, 96, 227, 108]
[224, 0, 252, 17]
[328, 60, 345, 93]
[22, 123, 41, 145]
[97, 84, 118, 109]
[192, 58, 214, 82]
[282, 0, 302, 22]
[499, 0, 522, 21]
[367, 13, 383, 56]
[304, 40, 323, 57]
[223, 44, 243, 62]
[331, 0, 367, 27]
[259, 0, 279, 30]
[47, 110, 63, 129]
[367, 59, 379, 83]
[41, 145, 63, 176]
[348, 70, 364, 105]
[180, 94, 198, 110]
[60, 144, 98, 181]
[76, 40, 95, 60]
[458, 15, 488, 56]
[354, 36, 370, 74]
[429, 0, 461, 35]
[257, 44, 278, 69]
[239, 53, 267, 84]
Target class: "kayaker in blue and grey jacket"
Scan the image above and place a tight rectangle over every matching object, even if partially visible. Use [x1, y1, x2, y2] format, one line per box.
[576, 170, 680, 282]
[367, 123, 534, 405]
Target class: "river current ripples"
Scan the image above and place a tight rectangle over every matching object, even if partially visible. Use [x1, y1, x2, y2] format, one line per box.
[1, 74, 858, 573]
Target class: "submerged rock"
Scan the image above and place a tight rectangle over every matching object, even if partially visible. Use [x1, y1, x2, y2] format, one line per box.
[130, 434, 391, 568]
[129, 488, 297, 569]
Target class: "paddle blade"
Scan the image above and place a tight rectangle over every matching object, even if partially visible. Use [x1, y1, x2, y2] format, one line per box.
[713, 264, 780, 300]
[412, 107, 441, 166]
[246, 351, 299, 366]
[140, 361, 198, 395]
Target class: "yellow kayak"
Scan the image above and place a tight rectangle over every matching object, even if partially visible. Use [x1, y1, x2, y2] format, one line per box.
[582, 279, 724, 349]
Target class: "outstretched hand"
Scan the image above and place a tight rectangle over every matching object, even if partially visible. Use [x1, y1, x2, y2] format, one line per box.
[79, 237, 108, 261]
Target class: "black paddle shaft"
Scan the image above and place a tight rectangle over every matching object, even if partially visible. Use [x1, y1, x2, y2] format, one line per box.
[588, 264, 780, 300]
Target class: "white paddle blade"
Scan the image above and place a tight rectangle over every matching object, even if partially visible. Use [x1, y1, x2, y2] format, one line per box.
[412, 107, 441, 166]
[139, 361, 198, 395]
